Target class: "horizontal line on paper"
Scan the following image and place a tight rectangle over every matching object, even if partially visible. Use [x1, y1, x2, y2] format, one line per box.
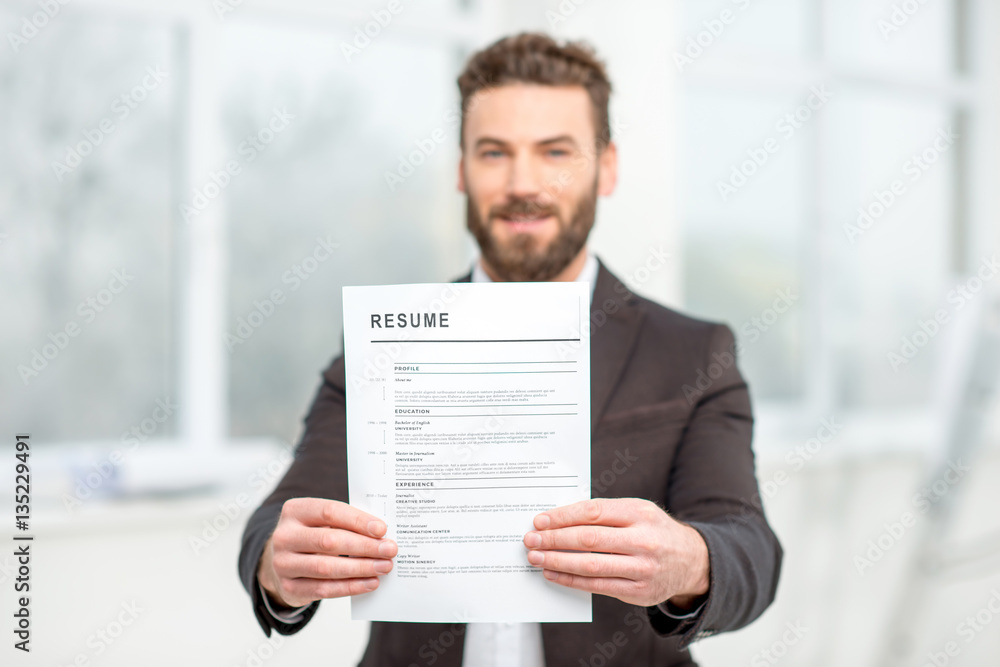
[399, 361, 577, 364]
[397, 413, 578, 417]
[394, 371, 576, 375]
[396, 476, 578, 481]
[404, 485, 580, 490]
[394, 403, 578, 407]
[370, 338, 581, 343]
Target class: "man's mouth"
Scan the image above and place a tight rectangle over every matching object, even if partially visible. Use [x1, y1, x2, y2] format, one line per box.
[497, 212, 555, 232]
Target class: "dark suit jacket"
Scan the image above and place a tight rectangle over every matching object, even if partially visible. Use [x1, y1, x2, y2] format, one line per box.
[238, 257, 782, 666]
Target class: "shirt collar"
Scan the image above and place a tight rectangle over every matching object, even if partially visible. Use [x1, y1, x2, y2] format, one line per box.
[471, 250, 600, 305]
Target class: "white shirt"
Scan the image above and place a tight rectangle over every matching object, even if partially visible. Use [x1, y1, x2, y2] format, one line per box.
[261, 249, 704, 665]
[463, 251, 600, 667]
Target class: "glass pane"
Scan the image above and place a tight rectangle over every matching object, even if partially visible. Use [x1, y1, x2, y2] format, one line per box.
[827, 0, 957, 76]
[0, 11, 177, 442]
[823, 91, 954, 408]
[348, 0, 459, 13]
[677, 0, 816, 64]
[222, 21, 468, 444]
[678, 88, 810, 401]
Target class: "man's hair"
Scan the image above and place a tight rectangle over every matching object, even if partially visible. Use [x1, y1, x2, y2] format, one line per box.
[456, 32, 613, 151]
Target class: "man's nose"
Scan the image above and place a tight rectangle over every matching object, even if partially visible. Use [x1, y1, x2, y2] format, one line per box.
[507, 152, 544, 199]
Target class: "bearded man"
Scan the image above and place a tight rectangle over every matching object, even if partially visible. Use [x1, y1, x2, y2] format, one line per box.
[239, 32, 782, 667]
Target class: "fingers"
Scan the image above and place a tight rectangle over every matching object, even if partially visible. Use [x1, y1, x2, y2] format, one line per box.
[533, 498, 638, 531]
[280, 576, 381, 603]
[539, 569, 640, 599]
[279, 525, 397, 559]
[283, 497, 387, 537]
[526, 549, 645, 580]
[263, 500, 397, 607]
[523, 525, 630, 554]
[273, 553, 393, 580]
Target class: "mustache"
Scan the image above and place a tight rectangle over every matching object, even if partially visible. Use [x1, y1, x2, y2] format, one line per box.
[489, 198, 559, 221]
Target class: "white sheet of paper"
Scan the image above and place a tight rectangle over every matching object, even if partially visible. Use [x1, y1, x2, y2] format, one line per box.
[342, 281, 592, 623]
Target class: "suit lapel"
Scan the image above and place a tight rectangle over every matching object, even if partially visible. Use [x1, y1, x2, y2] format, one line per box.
[453, 260, 644, 430]
[587, 259, 645, 431]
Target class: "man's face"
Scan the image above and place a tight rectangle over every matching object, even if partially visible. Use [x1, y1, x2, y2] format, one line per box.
[458, 83, 617, 282]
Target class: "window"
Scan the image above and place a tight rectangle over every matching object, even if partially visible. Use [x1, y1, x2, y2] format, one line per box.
[1, 0, 484, 460]
[220, 19, 471, 444]
[0, 10, 178, 442]
[676, 0, 982, 433]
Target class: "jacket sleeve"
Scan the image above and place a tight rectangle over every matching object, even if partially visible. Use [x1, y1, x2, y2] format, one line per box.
[645, 323, 783, 648]
[238, 353, 352, 637]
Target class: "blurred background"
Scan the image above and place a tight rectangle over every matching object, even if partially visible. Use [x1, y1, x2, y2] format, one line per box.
[2, 0, 1000, 665]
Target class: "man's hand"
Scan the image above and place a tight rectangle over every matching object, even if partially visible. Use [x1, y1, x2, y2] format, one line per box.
[522, 497, 710, 609]
[258, 498, 398, 609]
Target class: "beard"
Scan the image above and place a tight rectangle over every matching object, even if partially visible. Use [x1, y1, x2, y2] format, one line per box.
[465, 176, 598, 282]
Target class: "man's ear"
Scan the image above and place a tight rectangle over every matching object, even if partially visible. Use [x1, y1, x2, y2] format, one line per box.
[457, 155, 467, 194]
[597, 141, 618, 197]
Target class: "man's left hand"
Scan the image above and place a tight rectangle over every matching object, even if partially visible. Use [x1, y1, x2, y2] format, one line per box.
[522, 497, 710, 609]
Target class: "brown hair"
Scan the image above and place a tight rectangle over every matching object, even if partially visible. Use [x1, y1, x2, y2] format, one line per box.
[456, 32, 613, 151]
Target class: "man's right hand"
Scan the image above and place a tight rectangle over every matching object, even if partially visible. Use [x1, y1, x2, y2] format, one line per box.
[257, 497, 397, 609]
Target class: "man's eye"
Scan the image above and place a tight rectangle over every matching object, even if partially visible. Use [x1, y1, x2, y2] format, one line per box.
[547, 149, 569, 157]
[482, 150, 504, 158]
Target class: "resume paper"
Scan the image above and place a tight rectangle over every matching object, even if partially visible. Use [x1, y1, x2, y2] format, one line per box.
[342, 281, 592, 623]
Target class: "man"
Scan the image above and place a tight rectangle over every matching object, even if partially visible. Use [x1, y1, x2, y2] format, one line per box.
[239, 32, 781, 666]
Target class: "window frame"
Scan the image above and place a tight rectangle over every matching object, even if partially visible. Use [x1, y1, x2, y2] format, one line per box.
[674, 0, 993, 449]
[52, 0, 488, 466]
